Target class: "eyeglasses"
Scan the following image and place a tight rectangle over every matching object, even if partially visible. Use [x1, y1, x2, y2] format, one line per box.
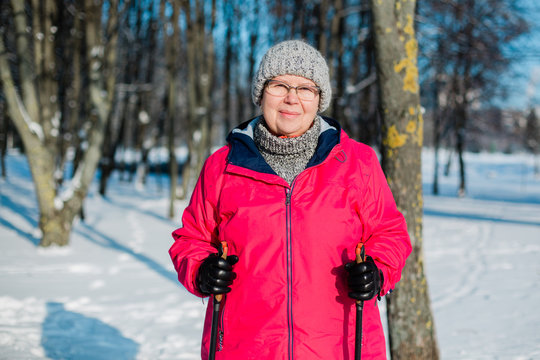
[264, 80, 320, 101]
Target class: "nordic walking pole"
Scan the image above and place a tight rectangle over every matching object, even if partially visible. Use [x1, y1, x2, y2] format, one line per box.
[355, 243, 365, 360]
[209, 241, 228, 360]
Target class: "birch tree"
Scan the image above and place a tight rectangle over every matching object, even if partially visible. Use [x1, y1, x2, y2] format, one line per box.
[0, 0, 119, 246]
[370, 0, 439, 358]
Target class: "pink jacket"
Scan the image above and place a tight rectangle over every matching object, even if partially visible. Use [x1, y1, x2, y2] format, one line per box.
[170, 117, 411, 359]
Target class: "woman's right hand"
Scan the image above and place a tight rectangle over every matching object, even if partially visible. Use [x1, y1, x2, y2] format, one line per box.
[196, 253, 239, 295]
[344, 255, 383, 301]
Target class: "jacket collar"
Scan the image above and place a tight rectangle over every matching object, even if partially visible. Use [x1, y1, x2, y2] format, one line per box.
[226, 115, 341, 174]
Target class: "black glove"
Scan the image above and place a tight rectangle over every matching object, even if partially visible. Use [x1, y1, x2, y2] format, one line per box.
[196, 253, 239, 295]
[345, 256, 383, 301]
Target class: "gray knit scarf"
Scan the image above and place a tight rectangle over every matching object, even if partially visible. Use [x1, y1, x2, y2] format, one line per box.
[254, 116, 321, 184]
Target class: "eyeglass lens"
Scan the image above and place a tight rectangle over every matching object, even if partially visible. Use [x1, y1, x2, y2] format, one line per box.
[266, 81, 319, 100]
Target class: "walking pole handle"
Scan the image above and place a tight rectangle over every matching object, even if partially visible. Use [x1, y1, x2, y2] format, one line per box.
[355, 242, 365, 262]
[215, 241, 228, 303]
[355, 243, 365, 305]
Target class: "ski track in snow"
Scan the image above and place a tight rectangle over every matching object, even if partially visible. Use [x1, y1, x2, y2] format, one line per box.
[429, 221, 491, 310]
[1, 150, 540, 359]
[127, 210, 145, 253]
[421, 155, 540, 360]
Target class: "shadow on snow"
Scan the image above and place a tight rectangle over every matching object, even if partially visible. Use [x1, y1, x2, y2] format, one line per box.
[75, 222, 178, 285]
[41, 302, 139, 360]
[0, 192, 40, 246]
[423, 207, 540, 227]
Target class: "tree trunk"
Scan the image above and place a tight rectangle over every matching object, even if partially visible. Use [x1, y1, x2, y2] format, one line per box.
[224, 23, 232, 134]
[167, 78, 178, 219]
[432, 80, 441, 195]
[433, 145, 440, 195]
[329, 0, 345, 120]
[456, 116, 466, 197]
[370, 1, 440, 359]
[0, 96, 7, 179]
[160, 0, 181, 216]
[178, 0, 216, 198]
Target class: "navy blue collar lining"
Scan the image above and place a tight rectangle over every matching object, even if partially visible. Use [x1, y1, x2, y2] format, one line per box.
[226, 116, 341, 174]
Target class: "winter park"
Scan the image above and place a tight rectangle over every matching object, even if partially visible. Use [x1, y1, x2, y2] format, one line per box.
[1, 148, 540, 360]
[1, 0, 540, 359]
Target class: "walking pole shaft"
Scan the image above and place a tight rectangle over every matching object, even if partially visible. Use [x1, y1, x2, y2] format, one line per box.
[355, 301, 363, 359]
[209, 298, 221, 360]
[355, 243, 365, 360]
[208, 242, 228, 360]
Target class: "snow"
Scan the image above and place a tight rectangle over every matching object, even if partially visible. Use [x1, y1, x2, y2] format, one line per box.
[1, 149, 540, 359]
[14, 94, 44, 142]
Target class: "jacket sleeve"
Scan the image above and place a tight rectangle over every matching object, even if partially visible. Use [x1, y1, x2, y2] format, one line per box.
[169, 153, 224, 297]
[358, 148, 412, 297]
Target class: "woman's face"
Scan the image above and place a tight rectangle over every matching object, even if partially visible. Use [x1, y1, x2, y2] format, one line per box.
[260, 74, 320, 137]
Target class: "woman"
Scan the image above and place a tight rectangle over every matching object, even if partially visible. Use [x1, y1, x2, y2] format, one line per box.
[169, 40, 411, 359]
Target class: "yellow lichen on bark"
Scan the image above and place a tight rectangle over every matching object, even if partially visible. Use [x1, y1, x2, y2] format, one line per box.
[404, 14, 415, 36]
[393, 14, 419, 94]
[394, 59, 408, 73]
[383, 125, 408, 149]
[405, 38, 417, 60]
[406, 120, 416, 134]
[417, 110, 424, 146]
[405, 106, 424, 146]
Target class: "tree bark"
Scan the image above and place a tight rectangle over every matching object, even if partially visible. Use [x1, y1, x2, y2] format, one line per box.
[370, 1, 440, 359]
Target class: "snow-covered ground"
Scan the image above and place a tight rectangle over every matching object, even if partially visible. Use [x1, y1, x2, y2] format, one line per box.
[1, 149, 539, 360]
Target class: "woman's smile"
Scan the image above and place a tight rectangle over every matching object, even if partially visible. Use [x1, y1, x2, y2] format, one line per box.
[279, 109, 301, 118]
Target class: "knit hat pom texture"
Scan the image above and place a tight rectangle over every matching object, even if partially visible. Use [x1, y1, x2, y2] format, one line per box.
[252, 40, 332, 113]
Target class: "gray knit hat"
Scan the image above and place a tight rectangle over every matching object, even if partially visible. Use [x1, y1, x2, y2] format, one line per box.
[252, 40, 332, 113]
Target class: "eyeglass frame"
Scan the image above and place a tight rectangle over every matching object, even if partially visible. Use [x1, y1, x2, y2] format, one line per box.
[263, 79, 321, 101]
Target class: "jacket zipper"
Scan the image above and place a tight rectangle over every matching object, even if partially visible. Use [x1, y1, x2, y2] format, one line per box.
[285, 183, 295, 360]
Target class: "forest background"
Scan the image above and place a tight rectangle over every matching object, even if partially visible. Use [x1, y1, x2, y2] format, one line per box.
[1, 0, 539, 228]
[1, 0, 539, 359]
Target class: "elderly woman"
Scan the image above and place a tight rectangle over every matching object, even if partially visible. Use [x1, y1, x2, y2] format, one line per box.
[169, 40, 411, 359]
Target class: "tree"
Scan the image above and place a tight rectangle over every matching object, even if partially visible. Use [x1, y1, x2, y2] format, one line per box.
[420, 0, 529, 195]
[0, 0, 120, 246]
[526, 108, 540, 174]
[98, 0, 159, 196]
[160, 0, 182, 219]
[370, 0, 439, 359]
[178, 0, 218, 203]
